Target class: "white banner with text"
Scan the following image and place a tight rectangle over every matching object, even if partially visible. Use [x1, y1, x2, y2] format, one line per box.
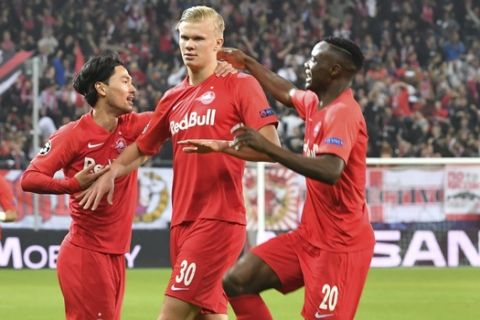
[1, 165, 480, 230]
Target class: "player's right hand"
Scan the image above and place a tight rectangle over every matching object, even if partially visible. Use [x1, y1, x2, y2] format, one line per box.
[178, 139, 230, 153]
[74, 163, 110, 190]
[217, 48, 247, 69]
[76, 171, 116, 210]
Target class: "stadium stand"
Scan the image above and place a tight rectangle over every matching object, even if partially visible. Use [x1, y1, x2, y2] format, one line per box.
[0, 0, 479, 169]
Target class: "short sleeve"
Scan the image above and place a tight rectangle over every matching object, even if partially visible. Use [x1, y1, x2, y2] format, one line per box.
[29, 124, 76, 176]
[233, 73, 278, 130]
[291, 89, 319, 120]
[136, 97, 171, 155]
[128, 111, 153, 139]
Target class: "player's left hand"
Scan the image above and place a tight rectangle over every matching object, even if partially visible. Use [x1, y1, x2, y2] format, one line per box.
[214, 60, 238, 77]
[232, 126, 270, 152]
[178, 139, 230, 153]
[217, 48, 248, 69]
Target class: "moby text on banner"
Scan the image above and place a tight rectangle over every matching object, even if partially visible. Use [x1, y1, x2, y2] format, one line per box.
[1, 229, 479, 269]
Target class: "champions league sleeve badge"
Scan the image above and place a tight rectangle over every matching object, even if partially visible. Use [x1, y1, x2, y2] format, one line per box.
[38, 140, 52, 156]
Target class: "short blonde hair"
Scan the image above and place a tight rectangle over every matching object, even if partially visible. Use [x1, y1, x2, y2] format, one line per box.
[176, 6, 225, 36]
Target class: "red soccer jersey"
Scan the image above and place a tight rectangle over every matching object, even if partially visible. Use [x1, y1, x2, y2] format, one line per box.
[137, 73, 278, 226]
[291, 89, 375, 252]
[21, 111, 151, 254]
[0, 175, 16, 212]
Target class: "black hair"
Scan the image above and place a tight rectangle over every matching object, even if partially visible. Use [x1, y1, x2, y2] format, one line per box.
[324, 36, 364, 71]
[72, 52, 124, 107]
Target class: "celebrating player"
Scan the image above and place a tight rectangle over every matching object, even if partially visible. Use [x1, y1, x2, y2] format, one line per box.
[21, 52, 152, 320]
[78, 6, 280, 320]
[218, 37, 375, 320]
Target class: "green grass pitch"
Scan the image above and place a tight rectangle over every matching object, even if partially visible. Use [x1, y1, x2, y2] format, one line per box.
[0, 268, 479, 319]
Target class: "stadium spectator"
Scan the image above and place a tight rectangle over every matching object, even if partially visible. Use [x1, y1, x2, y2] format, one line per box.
[37, 108, 56, 145]
[218, 37, 374, 320]
[1, 31, 15, 59]
[78, 6, 280, 320]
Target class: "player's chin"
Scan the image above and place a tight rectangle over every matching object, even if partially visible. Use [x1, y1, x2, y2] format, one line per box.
[121, 104, 134, 114]
[184, 60, 201, 70]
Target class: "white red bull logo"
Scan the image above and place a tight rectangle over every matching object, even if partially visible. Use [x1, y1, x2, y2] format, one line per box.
[169, 109, 216, 135]
[304, 140, 319, 158]
[83, 157, 111, 173]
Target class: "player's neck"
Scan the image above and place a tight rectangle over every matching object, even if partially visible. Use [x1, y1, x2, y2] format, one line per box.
[318, 80, 351, 109]
[91, 108, 118, 132]
[187, 62, 216, 86]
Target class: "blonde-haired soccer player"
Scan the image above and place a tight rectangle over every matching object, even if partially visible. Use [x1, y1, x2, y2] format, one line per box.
[79, 6, 280, 320]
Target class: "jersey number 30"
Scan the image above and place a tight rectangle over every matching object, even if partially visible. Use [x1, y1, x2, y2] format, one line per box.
[175, 259, 197, 286]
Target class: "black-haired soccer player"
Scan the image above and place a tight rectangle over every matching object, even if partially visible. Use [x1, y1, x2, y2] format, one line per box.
[21, 52, 151, 320]
[218, 37, 375, 320]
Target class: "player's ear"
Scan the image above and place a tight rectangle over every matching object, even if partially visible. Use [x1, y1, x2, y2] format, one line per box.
[95, 82, 107, 97]
[330, 64, 342, 78]
[214, 38, 224, 51]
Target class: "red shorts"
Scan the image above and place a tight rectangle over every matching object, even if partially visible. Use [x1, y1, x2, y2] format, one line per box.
[57, 240, 126, 320]
[252, 231, 373, 320]
[166, 219, 246, 314]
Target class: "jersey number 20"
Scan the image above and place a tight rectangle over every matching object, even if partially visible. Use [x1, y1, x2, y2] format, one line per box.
[319, 284, 339, 311]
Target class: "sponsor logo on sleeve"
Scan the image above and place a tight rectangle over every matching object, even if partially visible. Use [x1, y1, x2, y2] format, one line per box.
[324, 137, 343, 146]
[259, 107, 275, 118]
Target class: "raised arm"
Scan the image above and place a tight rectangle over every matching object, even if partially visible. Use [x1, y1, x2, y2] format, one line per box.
[218, 48, 296, 108]
[179, 124, 280, 162]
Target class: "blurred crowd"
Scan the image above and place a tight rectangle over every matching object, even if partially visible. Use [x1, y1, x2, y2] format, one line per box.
[0, 0, 479, 168]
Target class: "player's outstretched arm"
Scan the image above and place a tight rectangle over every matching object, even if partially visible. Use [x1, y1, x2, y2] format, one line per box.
[77, 142, 147, 210]
[218, 48, 296, 108]
[178, 124, 280, 162]
[232, 126, 344, 184]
